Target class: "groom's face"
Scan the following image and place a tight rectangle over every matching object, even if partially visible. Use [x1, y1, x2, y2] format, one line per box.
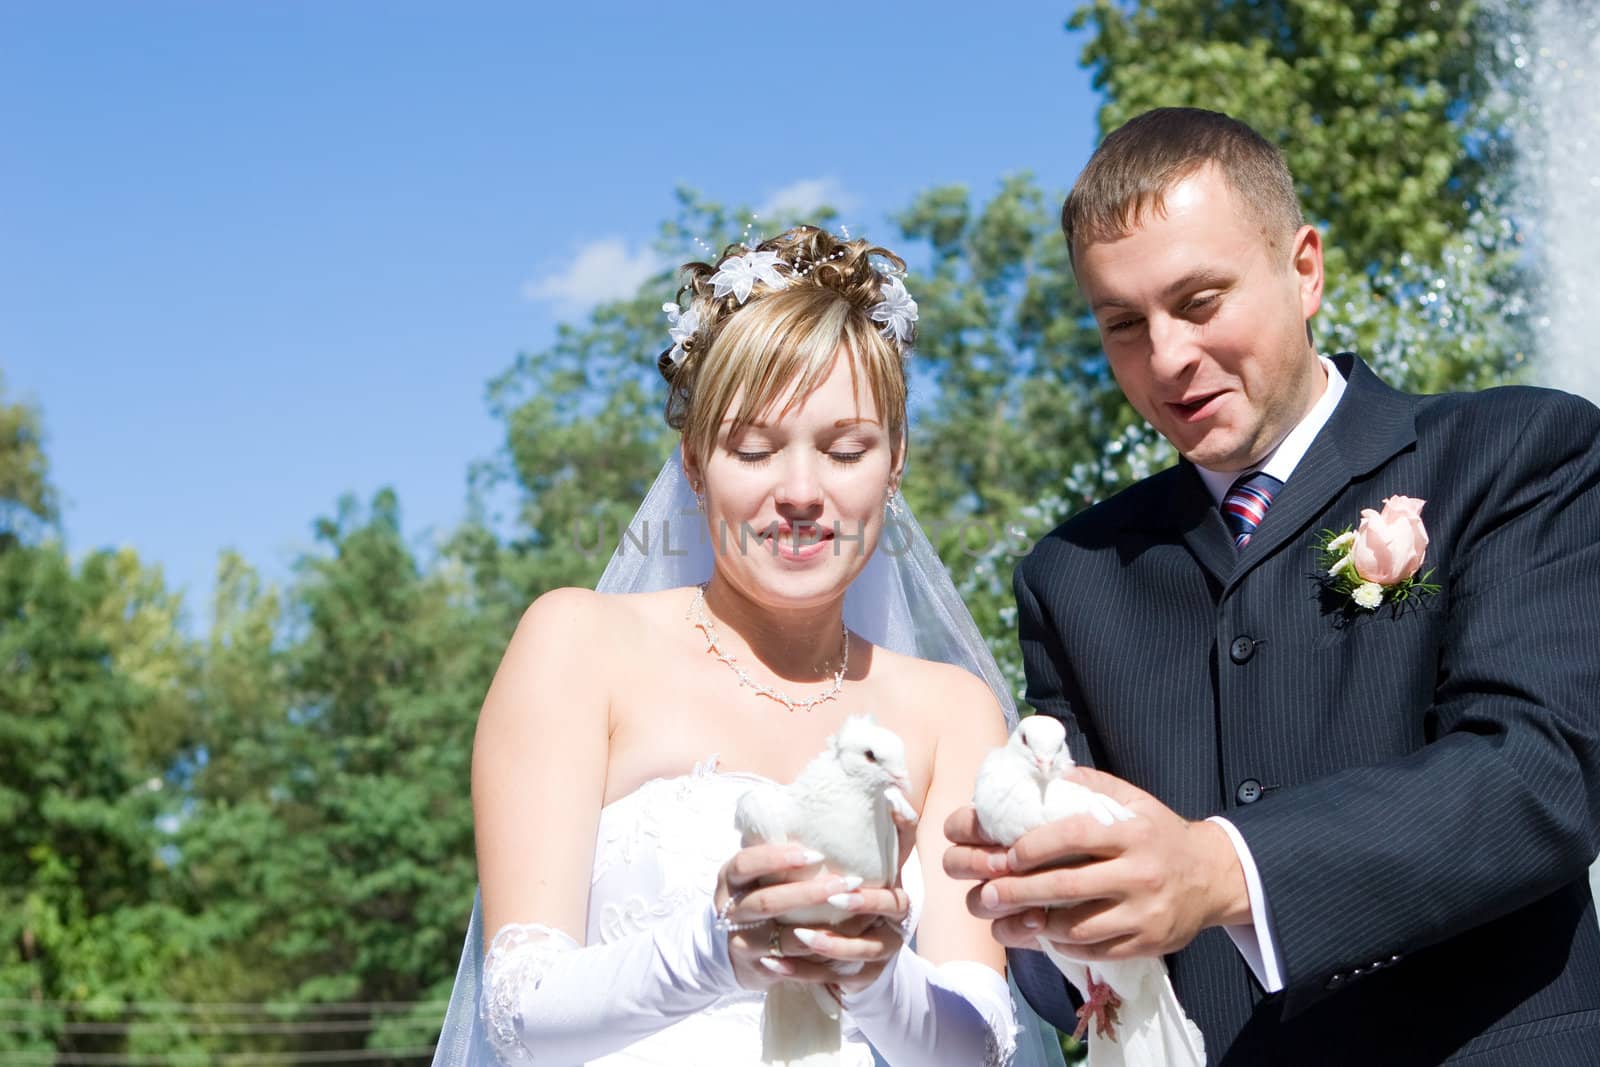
[1073, 165, 1325, 472]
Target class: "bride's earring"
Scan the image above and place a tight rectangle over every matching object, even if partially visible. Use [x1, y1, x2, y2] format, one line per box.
[693, 483, 706, 512]
[885, 486, 904, 517]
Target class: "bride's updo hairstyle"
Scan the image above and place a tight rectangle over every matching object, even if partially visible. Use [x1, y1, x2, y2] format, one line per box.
[658, 225, 915, 470]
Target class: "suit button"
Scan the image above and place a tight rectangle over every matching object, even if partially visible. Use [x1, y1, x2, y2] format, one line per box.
[1236, 779, 1264, 804]
[1229, 636, 1256, 663]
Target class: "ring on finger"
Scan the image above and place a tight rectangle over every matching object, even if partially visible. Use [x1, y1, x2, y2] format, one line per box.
[769, 923, 785, 958]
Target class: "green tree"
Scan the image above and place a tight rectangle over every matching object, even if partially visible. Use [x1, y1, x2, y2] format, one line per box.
[79, 549, 194, 774]
[0, 545, 192, 1057]
[174, 491, 499, 1057]
[0, 371, 57, 548]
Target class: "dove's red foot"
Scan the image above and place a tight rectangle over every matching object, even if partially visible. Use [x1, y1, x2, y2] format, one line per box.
[1072, 975, 1122, 1042]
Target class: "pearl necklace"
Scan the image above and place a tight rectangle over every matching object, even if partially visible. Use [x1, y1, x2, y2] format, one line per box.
[686, 585, 849, 713]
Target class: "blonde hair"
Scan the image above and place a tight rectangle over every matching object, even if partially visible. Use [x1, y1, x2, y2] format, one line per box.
[660, 226, 910, 470]
[1062, 107, 1304, 261]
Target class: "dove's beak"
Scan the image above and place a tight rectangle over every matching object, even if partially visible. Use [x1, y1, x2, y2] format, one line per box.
[892, 772, 911, 794]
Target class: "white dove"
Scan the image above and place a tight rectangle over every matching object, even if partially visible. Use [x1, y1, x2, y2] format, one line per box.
[734, 714, 918, 1067]
[973, 716, 1207, 1067]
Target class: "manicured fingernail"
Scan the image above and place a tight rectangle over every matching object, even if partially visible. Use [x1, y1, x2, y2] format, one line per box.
[790, 847, 824, 866]
[987, 852, 1010, 873]
[828, 892, 862, 910]
[1022, 911, 1043, 930]
[830, 876, 863, 893]
[981, 884, 1000, 909]
[758, 957, 794, 975]
[793, 928, 824, 948]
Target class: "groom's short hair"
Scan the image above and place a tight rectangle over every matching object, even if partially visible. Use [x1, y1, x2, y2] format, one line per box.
[1062, 107, 1305, 261]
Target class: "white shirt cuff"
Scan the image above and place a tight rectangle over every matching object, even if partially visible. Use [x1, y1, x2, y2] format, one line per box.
[1206, 815, 1285, 993]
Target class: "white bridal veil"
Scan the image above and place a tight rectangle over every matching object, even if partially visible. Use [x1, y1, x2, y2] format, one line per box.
[430, 453, 1067, 1067]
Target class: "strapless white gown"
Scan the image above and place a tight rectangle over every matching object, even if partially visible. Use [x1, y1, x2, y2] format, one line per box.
[438, 756, 1061, 1066]
[578, 756, 905, 1065]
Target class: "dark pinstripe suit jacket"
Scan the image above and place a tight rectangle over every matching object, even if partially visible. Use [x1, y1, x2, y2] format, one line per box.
[1009, 354, 1600, 1065]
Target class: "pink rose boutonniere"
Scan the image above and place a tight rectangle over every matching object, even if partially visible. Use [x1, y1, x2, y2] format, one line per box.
[1314, 495, 1439, 611]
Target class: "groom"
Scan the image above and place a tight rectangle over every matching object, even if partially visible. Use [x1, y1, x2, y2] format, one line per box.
[946, 107, 1600, 1063]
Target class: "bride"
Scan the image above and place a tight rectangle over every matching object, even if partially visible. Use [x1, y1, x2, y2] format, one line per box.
[431, 226, 1064, 1066]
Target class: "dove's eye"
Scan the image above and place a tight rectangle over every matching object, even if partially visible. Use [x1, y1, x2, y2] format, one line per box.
[864, 749, 878, 763]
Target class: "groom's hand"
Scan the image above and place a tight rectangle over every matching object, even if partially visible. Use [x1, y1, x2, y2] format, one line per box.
[944, 767, 1251, 960]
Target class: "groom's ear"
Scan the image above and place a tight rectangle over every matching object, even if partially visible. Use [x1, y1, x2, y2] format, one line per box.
[1291, 223, 1325, 322]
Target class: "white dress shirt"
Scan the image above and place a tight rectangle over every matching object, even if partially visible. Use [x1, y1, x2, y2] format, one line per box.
[1192, 355, 1347, 994]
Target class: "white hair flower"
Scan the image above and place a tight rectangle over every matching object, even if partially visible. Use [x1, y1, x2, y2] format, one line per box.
[870, 273, 918, 347]
[708, 249, 788, 304]
[661, 300, 703, 366]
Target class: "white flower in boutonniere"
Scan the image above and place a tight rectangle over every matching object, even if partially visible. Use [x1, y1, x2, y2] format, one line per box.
[1314, 495, 1439, 611]
[708, 249, 788, 304]
[661, 300, 703, 366]
[1351, 582, 1385, 610]
[869, 273, 919, 346]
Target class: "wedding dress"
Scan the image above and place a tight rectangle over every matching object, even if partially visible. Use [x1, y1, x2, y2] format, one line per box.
[521, 759, 907, 1064]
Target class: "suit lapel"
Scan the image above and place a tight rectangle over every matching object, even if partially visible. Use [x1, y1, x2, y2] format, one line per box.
[1224, 354, 1418, 593]
[1170, 462, 1238, 586]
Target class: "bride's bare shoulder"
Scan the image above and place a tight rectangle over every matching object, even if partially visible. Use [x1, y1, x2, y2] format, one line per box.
[484, 586, 698, 722]
[511, 585, 695, 655]
[868, 642, 1009, 745]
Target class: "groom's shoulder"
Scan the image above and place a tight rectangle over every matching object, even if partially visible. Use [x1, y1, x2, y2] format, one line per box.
[1415, 380, 1597, 420]
[1411, 381, 1600, 456]
[1019, 465, 1188, 571]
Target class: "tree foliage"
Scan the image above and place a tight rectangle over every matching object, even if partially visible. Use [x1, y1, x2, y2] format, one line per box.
[0, 371, 57, 548]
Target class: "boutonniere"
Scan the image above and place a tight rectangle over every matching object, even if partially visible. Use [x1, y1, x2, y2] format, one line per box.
[1314, 495, 1438, 611]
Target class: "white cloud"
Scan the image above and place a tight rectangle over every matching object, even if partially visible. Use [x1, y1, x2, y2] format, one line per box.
[759, 177, 855, 220]
[523, 238, 665, 312]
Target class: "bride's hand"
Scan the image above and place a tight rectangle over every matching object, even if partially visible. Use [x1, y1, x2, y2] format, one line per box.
[714, 843, 861, 991]
[714, 803, 918, 993]
[714, 847, 913, 994]
[789, 885, 913, 996]
[795, 792, 917, 994]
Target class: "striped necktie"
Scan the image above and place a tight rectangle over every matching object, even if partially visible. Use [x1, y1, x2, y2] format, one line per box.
[1222, 471, 1284, 548]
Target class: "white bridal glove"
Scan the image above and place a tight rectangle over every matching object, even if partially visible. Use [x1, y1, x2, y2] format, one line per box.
[479, 901, 737, 1064]
[842, 946, 1019, 1067]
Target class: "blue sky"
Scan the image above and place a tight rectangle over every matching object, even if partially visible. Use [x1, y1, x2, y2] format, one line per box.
[1, 2, 1102, 622]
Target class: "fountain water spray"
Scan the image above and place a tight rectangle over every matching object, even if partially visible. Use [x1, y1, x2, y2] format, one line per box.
[1506, 1, 1600, 402]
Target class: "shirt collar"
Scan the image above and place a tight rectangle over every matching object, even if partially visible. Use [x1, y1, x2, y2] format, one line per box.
[1195, 354, 1348, 505]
